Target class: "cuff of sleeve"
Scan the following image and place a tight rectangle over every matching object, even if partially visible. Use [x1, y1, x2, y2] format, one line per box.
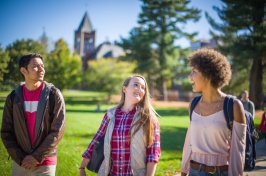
[181, 168, 189, 174]
[82, 152, 91, 160]
[146, 154, 160, 163]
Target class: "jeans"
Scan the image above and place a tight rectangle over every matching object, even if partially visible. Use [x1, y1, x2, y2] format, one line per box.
[264, 133, 266, 148]
[189, 168, 228, 176]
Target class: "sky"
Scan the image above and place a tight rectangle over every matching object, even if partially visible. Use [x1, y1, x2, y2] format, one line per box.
[0, 0, 223, 51]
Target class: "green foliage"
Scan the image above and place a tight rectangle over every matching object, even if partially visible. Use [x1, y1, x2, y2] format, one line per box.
[173, 47, 193, 91]
[39, 31, 48, 52]
[223, 69, 250, 96]
[3, 39, 46, 87]
[45, 38, 82, 90]
[120, 0, 201, 100]
[206, 0, 266, 109]
[0, 46, 10, 84]
[83, 58, 136, 104]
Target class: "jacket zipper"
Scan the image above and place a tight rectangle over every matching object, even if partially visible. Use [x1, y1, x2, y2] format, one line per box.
[32, 98, 49, 150]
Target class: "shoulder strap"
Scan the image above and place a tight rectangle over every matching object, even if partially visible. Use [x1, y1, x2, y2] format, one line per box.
[223, 95, 236, 130]
[49, 87, 55, 121]
[190, 96, 202, 121]
[10, 90, 15, 104]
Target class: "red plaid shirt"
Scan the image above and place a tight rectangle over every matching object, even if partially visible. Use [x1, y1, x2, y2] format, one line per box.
[82, 106, 161, 175]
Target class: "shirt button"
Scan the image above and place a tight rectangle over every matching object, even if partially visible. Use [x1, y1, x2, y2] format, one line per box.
[120, 168, 122, 170]
[120, 157, 122, 159]
[120, 147, 122, 149]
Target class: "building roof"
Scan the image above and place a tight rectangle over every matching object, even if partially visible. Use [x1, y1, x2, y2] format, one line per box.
[76, 12, 93, 33]
[88, 42, 124, 60]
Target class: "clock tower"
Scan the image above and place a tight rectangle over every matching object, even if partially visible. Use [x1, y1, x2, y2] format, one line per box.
[74, 12, 95, 70]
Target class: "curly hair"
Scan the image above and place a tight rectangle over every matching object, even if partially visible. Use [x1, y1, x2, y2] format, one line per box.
[188, 48, 232, 88]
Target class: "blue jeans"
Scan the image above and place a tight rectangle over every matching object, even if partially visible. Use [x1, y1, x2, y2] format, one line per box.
[264, 133, 266, 148]
[189, 168, 228, 176]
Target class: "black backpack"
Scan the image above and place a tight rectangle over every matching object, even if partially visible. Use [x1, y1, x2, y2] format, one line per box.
[190, 95, 257, 171]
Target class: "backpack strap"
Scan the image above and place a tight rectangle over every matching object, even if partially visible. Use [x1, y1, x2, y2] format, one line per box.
[10, 90, 15, 104]
[190, 95, 202, 121]
[49, 87, 55, 122]
[223, 95, 236, 130]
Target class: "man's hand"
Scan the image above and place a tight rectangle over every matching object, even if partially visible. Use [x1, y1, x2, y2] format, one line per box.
[21, 155, 39, 170]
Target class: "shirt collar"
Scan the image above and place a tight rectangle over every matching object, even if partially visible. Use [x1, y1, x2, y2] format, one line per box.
[116, 104, 137, 115]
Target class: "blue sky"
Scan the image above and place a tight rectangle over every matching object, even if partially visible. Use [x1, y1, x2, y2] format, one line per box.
[0, 0, 223, 51]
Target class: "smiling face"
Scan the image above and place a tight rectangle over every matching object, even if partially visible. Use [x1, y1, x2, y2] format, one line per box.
[188, 67, 209, 92]
[123, 76, 146, 105]
[20, 57, 45, 83]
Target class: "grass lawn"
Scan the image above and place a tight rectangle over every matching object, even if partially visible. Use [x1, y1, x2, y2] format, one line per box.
[0, 90, 264, 176]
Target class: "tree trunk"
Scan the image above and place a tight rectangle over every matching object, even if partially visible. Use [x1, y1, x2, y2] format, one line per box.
[160, 76, 168, 101]
[249, 58, 263, 110]
[107, 92, 111, 105]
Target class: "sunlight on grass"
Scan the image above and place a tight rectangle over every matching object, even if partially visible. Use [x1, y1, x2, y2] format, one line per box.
[0, 90, 264, 176]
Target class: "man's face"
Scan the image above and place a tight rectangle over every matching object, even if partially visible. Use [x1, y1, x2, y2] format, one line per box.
[242, 93, 248, 101]
[20, 57, 45, 83]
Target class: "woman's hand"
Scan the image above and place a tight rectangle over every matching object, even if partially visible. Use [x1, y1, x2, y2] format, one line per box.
[181, 172, 187, 176]
[79, 168, 86, 176]
[79, 158, 90, 176]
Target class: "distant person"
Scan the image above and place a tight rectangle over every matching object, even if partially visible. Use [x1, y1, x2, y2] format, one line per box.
[258, 111, 266, 147]
[181, 49, 247, 176]
[1, 53, 66, 176]
[241, 90, 255, 119]
[79, 75, 161, 176]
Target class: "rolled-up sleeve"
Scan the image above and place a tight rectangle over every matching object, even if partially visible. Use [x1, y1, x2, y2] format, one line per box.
[146, 119, 161, 163]
[82, 113, 108, 159]
[181, 123, 192, 174]
[228, 120, 246, 176]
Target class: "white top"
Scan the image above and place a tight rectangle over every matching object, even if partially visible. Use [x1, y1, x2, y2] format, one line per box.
[181, 110, 247, 176]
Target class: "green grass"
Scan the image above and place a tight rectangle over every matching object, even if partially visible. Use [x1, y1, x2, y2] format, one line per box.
[0, 90, 264, 176]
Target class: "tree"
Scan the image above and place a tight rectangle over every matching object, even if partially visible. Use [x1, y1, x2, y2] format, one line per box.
[4, 39, 46, 87]
[136, 0, 201, 100]
[39, 30, 48, 52]
[0, 45, 10, 85]
[206, 0, 266, 109]
[45, 38, 82, 90]
[83, 58, 136, 104]
[118, 27, 160, 95]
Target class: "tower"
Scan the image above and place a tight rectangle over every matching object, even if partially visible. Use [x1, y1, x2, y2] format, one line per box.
[74, 12, 95, 70]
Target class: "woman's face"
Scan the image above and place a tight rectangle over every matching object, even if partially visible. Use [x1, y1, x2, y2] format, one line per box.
[188, 67, 209, 92]
[123, 77, 146, 104]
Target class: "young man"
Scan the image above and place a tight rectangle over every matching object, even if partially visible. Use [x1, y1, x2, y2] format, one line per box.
[1, 53, 66, 176]
[241, 90, 255, 119]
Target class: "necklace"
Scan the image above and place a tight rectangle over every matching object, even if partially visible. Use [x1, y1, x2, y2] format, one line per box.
[199, 96, 223, 116]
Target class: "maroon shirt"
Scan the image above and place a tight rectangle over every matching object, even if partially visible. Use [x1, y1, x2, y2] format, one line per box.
[23, 82, 56, 166]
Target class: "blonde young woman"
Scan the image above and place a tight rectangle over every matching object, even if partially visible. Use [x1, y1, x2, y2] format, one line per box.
[79, 75, 161, 176]
[181, 49, 247, 176]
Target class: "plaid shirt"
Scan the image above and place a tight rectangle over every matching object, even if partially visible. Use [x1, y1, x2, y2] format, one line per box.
[82, 106, 161, 175]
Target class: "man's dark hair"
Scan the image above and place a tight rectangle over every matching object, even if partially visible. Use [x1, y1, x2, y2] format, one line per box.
[19, 53, 44, 70]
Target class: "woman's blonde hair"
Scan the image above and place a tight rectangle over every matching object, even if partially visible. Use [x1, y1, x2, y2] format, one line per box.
[118, 75, 157, 147]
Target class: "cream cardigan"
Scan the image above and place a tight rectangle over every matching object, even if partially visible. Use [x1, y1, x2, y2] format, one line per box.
[98, 106, 148, 176]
